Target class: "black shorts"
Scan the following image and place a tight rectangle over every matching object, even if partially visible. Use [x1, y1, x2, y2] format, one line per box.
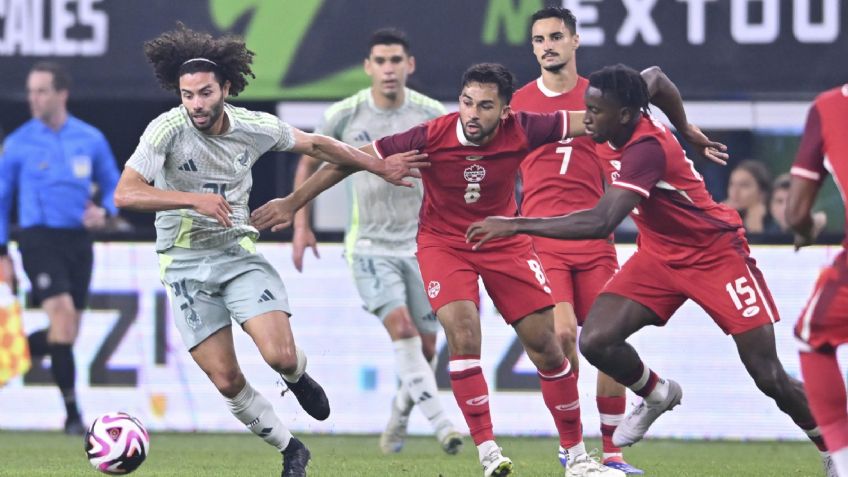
[18, 227, 93, 310]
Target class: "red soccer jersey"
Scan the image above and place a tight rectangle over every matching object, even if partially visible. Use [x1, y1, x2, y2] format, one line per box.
[791, 84, 848, 247]
[512, 76, 614, 255]
[596, 114, 743, 266]
[373, 110, 568, 248]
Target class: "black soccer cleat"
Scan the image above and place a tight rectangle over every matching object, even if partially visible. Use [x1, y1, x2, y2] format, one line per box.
[64, 415, 86, 436]
[283, 373, 330, 421]
[281, 437, 311, 477]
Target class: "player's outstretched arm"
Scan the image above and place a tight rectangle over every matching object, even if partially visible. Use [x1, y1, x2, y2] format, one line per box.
[291, 155, 323, 272]
[467, 188, 641, 250]
[786, 175, 824, 250]
[642, 66, 728, 165]
[251, 161, 355, 233]
[114, 167, 233, 227]
[289, 129, 428, 188]
[251, 145, 429, 232]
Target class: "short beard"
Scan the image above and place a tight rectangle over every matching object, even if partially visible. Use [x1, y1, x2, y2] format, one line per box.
[191, 97, 225, 132]
[381, 89, 399, 101]
[543, 62, 566, 73]
[463, 122, 498, 144]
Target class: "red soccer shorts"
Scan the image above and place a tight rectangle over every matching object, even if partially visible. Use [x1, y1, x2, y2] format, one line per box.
[795, 250, 848, 351]
[602, 235, 779, 335]
[416, 237, 554, 324]
[536, 249, 618, 325]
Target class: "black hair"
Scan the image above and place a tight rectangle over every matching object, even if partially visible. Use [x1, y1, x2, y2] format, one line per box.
[772, 172, 791, 192]
[30, 61, 72, 91]
[530, 6, 577, 35]
[143, 22, 255, 97]
[460, 63, 517, 105]
[735, 160, 773, 196]
[588, 64, 650, 114]
[368, 27, 411, 55]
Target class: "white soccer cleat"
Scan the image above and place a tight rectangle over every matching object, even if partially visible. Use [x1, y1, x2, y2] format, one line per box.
[481, 446, 513, 477]
[612, 379, 683, 447]
[565, 451, 626, 476]
[437, 428, 464, 455]
[379, 400, 411, 454]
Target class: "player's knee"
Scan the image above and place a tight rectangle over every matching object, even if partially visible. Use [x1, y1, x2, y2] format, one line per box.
[263, 346, 299, 374]
[47, 322, 77, 344]
[578, 327, 605, 364]
[556, 326, 578, 355]
[387, 320, 418, 340]
[209, 369, 245, 397]
[524, 338, 565, 371]
[384, 308, 418, 339]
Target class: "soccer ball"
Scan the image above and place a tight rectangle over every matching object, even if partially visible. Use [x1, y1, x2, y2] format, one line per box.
[84, 412, 150, 475]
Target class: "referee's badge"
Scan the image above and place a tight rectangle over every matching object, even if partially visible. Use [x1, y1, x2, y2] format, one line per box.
[72, 155, 92, 178]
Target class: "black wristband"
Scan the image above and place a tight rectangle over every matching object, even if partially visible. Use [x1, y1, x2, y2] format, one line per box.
[0, 244, 7, 256]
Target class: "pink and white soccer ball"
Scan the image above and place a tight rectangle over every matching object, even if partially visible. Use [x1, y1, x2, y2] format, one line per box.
[84, 412, 150, 475]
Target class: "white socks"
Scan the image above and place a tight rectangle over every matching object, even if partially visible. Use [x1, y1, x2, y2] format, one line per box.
[394, 336, 450, 431]
[394, 339, 440, 414]
[564, 441, 587, 463]
[478, 439, 499, 461]
[225, 381, 292, 452]
[281, 346, 307, 384]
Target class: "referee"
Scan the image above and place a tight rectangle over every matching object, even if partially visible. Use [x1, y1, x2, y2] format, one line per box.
[0, 62, 121, 435]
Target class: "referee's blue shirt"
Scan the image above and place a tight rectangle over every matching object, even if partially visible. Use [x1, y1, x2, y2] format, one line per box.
[0, 116, 120, 245]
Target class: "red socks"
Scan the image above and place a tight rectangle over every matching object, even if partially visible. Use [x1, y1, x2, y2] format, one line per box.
[539, 359, 582, 449]
[449, 355, 494, 445]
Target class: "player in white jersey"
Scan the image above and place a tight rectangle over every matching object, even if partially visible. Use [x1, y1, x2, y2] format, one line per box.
[291, 28, 462, 456]
[113, 24, 426, 477]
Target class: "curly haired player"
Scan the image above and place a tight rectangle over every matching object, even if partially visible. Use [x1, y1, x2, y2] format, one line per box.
[114, 23, 425, 477]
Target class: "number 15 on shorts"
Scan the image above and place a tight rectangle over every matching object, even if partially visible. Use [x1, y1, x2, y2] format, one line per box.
[725, 276, 760, 317]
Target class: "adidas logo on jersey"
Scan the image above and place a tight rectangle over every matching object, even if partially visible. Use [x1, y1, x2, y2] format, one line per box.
[257, 289, 276, 303]
[353, 131, 372, 143]
[178, 159, 198, 171]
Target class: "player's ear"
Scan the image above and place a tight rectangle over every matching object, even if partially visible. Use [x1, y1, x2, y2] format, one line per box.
[221, 80, 231, 97]
[500, 104, 511, 120]
[573, 33, 580, 51]
[407, 55, 416, 75]
[363, 57, 372, 76]
[619, 106, 633, 125]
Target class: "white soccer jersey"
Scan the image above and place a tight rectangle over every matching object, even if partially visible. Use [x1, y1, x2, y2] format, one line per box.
[126, 104, 294, 251]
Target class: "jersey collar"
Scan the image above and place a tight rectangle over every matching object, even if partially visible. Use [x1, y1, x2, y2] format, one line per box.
[536, 76, 564, 98]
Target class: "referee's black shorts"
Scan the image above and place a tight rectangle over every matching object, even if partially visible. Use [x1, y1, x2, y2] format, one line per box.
[18, 227, 94, 310]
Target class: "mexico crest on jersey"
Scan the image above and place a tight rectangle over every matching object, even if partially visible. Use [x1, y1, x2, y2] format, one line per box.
[233, 150, 251, 171]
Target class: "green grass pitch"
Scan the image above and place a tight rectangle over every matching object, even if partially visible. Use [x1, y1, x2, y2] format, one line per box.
[0, 431, 826, 476]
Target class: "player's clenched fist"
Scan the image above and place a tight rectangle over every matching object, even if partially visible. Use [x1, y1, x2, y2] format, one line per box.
[251, 197, 296, 232]
[194, 192, 233, 227]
